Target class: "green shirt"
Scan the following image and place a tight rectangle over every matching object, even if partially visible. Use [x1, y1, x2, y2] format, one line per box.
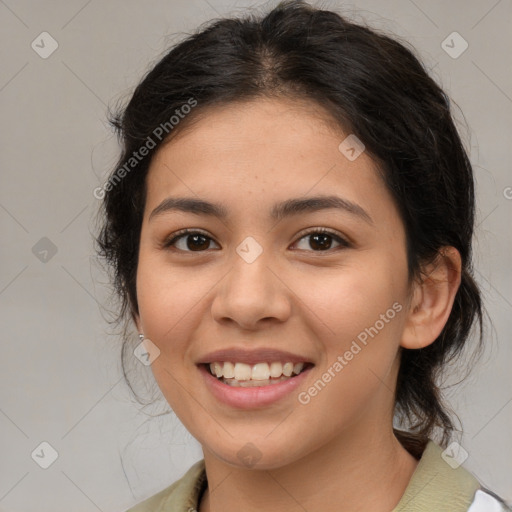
[125, 440, 510, 511]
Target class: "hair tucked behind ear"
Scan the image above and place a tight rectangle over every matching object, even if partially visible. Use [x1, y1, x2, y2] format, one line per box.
[96, 0, 484, 448]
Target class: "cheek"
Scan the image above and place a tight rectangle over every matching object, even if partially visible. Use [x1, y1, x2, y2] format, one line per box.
[290, 256, 408, 407]
[135, 255, 197, 351]
[290, 266, 406, 433]
[135, 258, 205, 415]
[294, 258, 404, 338]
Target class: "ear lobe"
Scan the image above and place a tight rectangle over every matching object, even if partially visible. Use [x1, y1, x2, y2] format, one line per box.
[400, 247, 462, 350]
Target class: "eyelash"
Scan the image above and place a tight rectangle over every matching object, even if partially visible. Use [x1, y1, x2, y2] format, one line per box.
[162, 227, 351, 253]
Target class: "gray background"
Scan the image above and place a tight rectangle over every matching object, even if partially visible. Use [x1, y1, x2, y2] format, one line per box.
[0, 0, 511, 510]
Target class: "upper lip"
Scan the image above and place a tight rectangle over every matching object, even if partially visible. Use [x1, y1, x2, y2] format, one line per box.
[197, 348, 314, 366]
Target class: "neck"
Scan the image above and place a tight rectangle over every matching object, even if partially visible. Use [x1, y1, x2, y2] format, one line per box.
[199, 422, 419, 512]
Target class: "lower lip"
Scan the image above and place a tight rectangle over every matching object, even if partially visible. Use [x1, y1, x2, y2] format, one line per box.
[198, 364, 313, 409]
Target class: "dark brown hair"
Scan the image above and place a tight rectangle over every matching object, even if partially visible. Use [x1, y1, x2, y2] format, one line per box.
[96, 0, 484, 451]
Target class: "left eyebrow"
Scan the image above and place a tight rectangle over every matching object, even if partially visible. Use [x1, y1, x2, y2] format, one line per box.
[149, 194, 373, 225]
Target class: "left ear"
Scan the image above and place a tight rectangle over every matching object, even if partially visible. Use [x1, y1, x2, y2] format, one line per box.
[400, 246, 462, 350]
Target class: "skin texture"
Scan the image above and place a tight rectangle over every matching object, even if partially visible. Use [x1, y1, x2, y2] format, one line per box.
[134, 97, 461, 512]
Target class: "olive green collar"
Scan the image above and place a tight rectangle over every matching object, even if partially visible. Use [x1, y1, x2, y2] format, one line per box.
[391, 440, 480, 511]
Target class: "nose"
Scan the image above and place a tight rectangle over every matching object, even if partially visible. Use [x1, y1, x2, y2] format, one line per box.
[210, 244, 291, 331]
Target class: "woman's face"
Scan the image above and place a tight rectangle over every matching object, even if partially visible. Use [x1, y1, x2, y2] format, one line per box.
[135, 97, 413, 469]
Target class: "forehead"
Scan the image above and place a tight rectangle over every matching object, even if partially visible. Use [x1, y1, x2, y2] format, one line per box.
[157, 97, 345, 158]
[144, 97, 399, 230]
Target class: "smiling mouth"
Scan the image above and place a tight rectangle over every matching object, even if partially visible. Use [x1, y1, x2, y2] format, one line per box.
[203, 361, 314, 387]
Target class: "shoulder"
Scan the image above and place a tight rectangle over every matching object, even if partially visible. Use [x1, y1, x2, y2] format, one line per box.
[392, 440, 511, 512]
[125, 459, 206, 512]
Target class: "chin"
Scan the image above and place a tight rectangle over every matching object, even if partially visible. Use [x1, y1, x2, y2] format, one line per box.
[203, 436, 307, 471]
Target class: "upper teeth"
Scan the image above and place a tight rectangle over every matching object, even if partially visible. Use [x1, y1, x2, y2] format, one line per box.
[209, 361, 305, 380]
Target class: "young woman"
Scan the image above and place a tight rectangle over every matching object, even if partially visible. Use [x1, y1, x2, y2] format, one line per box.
[96, 1, 511, 510]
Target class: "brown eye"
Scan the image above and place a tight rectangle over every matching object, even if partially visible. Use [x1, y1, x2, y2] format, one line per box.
[164, 230, 220, 252]
[292, 228, 350, 252]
